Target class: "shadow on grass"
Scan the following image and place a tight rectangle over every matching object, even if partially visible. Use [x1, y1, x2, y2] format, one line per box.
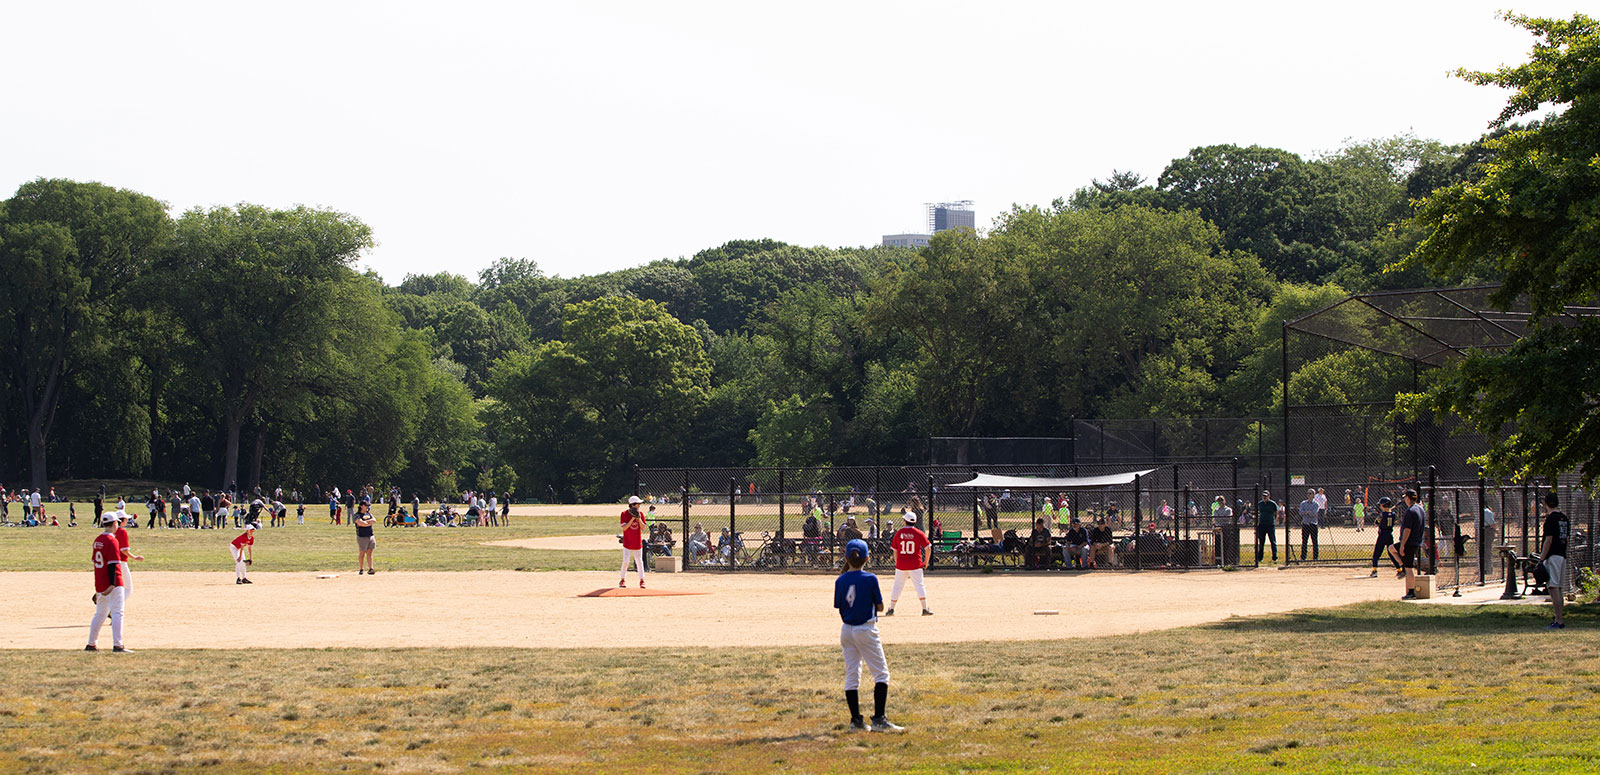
[1202, 599, 1594, 636]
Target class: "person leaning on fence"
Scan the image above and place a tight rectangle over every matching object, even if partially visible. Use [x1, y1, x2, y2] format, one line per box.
[1538, 492, 1571, 630]
[1254, 492, 1279, 565]
[1297, 490, 1320, 561]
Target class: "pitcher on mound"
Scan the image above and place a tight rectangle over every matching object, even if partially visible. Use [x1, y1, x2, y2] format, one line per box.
[619, 496, 647, 588]
[885, 511, 932, 617]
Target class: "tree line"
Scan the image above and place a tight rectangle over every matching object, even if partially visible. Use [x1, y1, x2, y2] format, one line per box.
[4, 13, 1593, 498]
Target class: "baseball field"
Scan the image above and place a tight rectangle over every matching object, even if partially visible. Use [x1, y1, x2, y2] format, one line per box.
[1, 503, 1594, 773]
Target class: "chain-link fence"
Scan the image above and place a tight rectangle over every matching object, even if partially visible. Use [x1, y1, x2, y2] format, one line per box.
[637, 462, 1262, 572]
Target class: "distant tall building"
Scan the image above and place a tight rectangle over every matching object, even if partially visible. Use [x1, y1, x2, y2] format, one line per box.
[927, 201, 975, 233]
[881, 200, 974, 248]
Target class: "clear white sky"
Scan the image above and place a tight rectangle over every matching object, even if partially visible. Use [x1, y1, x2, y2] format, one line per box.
[0, 1, 1584, 282]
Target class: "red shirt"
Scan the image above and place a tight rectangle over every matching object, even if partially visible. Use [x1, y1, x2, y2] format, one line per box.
[232, 532, 255, 549]
[92, 534, 123, 593]
[620, 510, 644, 550]
[893, 526, 931, 570]
[114, 527, 131, 560]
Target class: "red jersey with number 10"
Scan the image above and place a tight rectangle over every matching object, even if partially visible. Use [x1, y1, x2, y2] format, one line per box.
[892, 526, 930, 570]
[620, 510, 643, 550]
[92, 533, 123, 593]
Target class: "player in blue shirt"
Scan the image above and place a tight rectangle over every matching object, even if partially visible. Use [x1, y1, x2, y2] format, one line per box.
[834, 538, 903, 733]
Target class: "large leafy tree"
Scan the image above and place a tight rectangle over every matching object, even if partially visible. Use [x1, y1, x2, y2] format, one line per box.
[0, 179, 170, 487]
[157, 204, 374, 489]
[1400, 13, 1600, 486]
[490, 296, 710, 499]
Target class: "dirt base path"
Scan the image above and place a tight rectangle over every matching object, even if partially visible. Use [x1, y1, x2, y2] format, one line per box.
[1, 568, 1408, 650]
[487, 534, 621, 551]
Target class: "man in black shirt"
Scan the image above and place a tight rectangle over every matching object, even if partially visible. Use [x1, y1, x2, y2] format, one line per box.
[1254, 491, 1279, 566]
[1089, 518, 1114, 567]
[200, 491, 217, 530]
[1538, 492, 1570, 629]
[1398, 489, 1426, 599]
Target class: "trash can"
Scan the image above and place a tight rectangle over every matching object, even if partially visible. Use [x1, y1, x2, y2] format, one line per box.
[1218, 524, 1241, 567]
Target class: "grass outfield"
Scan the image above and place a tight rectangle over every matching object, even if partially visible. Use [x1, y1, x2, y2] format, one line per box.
[1, 602, 1594, 774]
[0, 511, 623, 572]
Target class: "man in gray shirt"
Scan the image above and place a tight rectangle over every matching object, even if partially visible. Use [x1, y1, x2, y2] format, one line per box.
[1298, 489, 1320, 561]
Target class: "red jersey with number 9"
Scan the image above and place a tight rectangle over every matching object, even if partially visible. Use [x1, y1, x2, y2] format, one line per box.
[892, 526, 930, 570]
[92, 533, 124, 593]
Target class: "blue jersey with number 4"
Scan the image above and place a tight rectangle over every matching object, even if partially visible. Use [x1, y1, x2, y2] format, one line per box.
[835, 569, 882, 626]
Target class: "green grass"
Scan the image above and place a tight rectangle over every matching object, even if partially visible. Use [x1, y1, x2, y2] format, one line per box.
[0, 601, 1594, 774]
[0, 511, 623, 572]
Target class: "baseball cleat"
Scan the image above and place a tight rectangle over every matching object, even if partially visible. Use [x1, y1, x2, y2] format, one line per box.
[849, 717, 868, 732]
[367, 569, 375, 575]
[1545, 621, 1565, 630]
[619, 579, 626, 588]
[84, 645, 97, 651]
[639, 580, 645, 588]
[922, 609, 933, 616]
[883, 609, 894, 617]
[111, 645, 133, 653]
[1369, 570, 1378, 577]
[870, 716, 904, 732]
[236, 579, 243, 584]
[241, 578, 253, 584]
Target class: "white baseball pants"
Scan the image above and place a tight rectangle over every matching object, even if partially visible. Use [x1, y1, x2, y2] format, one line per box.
[88, 586, 125, 648]
[840, 621, 890, 691]
[890, 568, 925, 604]
[231, 546, 247, 579]
[620, 548, 646, 582]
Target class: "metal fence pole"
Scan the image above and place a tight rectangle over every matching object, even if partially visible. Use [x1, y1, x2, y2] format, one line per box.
[1452, 487, 1462, 596]
[1182, 483, 1191, 566]
[1427, 466, 1438, 576]
[729, 477, 737, 571]
[681, 474, 690, 567]
[1134, 473, 1143, 571]
[1521, 481, 1530, 555]
[1478, 474, 1488, 583]
[1281, 322, 1292, 563]
[778, 469, 786, 538]
[926, 474, 935, 537]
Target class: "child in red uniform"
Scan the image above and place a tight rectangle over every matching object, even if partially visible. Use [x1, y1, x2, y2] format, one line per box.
[231, 523, 257, 584]
[619, 496, 647, 588]
[885, 512, 932, 617]
[87, 514, 131, 652]
[112, 511, 144, 603]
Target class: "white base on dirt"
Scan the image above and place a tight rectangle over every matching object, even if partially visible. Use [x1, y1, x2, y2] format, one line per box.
[316, 574, 340, 579]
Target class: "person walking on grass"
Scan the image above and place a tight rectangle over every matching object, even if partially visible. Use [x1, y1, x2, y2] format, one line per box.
[1538, 492, 1570, 630]
[835, 539, 902, 733]
[1398, 490, 1425, 599]
[354, 503, 377, 575]
[885, 512, 932, 617]
[231, 523, 257, 584]
[1369, 497, 1400, 577]
[87, 513, 131, 652]
[619, 496, 647, 588]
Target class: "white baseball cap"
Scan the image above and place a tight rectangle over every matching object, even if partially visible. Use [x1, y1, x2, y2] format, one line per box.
[627, 496, 643, 505]
[246, 522, 259, 530]
[903, 513, 917, 524]
[100, 514, 119, 526]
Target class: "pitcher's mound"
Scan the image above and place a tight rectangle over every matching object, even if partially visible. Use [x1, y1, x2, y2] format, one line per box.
[578, 587, 710, 598]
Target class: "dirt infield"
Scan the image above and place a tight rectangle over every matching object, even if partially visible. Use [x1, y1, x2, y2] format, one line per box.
[0, 567, 1407, 650]
[488, 534, 621, 551]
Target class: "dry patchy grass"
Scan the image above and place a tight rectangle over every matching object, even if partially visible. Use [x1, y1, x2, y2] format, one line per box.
[0, 601, 1595, 774]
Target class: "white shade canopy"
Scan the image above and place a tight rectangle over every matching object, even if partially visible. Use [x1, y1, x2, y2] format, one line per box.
[946, 470, 1159, 491]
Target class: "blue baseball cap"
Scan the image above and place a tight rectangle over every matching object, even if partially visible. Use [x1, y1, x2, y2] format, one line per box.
[846, 539, 869, 560]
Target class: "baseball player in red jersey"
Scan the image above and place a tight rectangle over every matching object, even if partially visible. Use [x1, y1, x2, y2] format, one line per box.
[885, 511, 932, 617]
[231, 523, 257, 584]
[619, 496, 647, 588]
[112, 510, 144, 602]
[87, 514, 131, 651]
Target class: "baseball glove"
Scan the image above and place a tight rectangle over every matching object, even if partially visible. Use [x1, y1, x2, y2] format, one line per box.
[244, 559, 253, 565]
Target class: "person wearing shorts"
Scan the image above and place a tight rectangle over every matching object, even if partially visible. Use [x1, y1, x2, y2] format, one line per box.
[1398, 490, 1425, 599]
[1538, 492, 1570, 629]
[354, 503, 377, 575]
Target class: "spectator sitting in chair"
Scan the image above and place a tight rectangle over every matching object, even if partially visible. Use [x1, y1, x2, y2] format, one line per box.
[837, 517, 864, 543]
[689, 524, 710, 563]
[716, 527, 735, 564]
[1090, 518, 1115, 567]
[1064, 519, 1090, 568]
[1026, 518, 1053, 570]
